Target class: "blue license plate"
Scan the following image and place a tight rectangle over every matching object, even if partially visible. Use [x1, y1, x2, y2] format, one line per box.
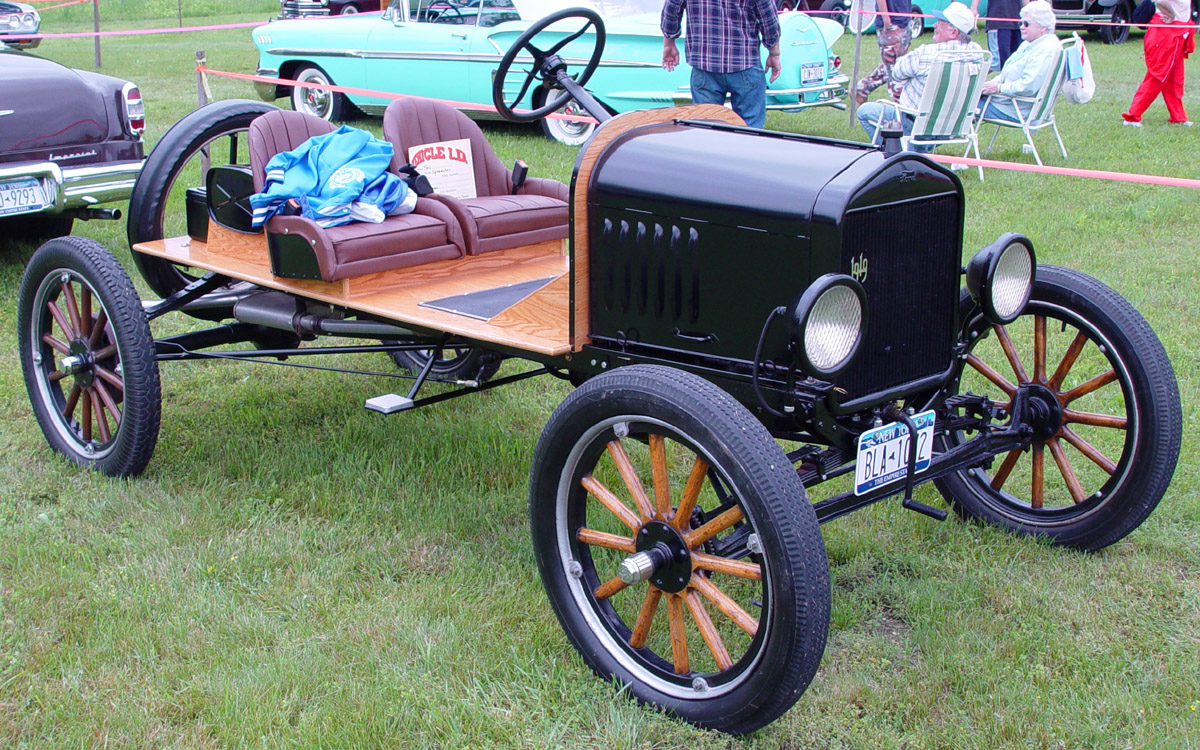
[854, 409, 936, 495]
[0, 177, 47, 217]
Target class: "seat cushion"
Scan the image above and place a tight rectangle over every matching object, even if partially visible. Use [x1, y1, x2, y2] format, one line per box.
[325, 212, 450, 264]
[463, 194, 568, 240]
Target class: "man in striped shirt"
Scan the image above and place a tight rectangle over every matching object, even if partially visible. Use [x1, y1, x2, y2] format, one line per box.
[661, 0, 782, 129]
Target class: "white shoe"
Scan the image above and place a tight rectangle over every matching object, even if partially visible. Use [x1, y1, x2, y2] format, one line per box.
[1169, 120, 1194, 126]
[1021, 144, 1036, 154]
[1123, 120, 1143, 127]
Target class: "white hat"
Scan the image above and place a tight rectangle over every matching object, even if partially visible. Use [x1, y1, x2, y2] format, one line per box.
[933, 2, 975, 34]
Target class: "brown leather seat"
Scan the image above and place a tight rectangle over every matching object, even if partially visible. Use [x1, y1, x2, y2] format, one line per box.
[247, 109, 464, 281]
[382, 98, 569, 256]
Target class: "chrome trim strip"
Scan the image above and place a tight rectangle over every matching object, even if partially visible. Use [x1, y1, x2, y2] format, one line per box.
[267, 46, 658, 68]
[0, 160, 143, 213]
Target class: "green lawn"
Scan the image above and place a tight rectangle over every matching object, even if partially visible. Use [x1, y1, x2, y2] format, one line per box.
[2, 8, 1198, 748]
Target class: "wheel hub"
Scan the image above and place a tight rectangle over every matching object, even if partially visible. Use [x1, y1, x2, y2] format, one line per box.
[620, 520, 692, 593]
[61, 339, 94, 388]
[1023, 383, 1063, 442]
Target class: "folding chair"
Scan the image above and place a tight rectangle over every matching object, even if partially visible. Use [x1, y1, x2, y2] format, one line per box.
[871, 51, 991, 180]
[979, 39, 1073, 166]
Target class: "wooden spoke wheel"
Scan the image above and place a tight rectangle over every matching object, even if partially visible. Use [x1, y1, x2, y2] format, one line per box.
[18, 237, 161, 477]
[388, 345, 502, 384]
[530, 366, 829, 734]
[936, 266, 1181, 550]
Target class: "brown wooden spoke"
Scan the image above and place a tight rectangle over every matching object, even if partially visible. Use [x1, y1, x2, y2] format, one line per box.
[1033, 315, 1047, 383]
[79, 286, 92, 340]
[606, 440, 655, 521]
[47, 370, 67, 383]
[672, 457, 709, 531]
[667, 593, 690, 674]
[691, 551, 762, 580]
[593, 576, 629, 601]
[994, 323, 1030, 384]
[93, 380, 122, 429]
[1047, 437, 1085, 504]
[90, 390, 111, 443]
[1058, 370, 1118, 406]
[1063, 409, 1127, 430]
[81, 388, 93, 441]
[683, 588, 733, 670]
[576, 527, 636, 553]
[92, 343, 117, 361]
[87, 309, 108, 350]
[648, 434, 672, 520]
[966, 353, 1017, 396]
[1059, 426, 1117, 475]
[1046, 331, 1088, 391]
[684, 505, 744, 549]
[62, 384, 82, 422]
[689, 572, 758, 637]
[629, 587, 662, 649]
[93, 365, 124, 392]
[61, 281, 83, 338]
[42, 333, 70, 355]
[47, 300, 76, 341]
[1031, 444, 1044, 509]
[990, 448, 1023, 491]
[581, 474, 642, 532]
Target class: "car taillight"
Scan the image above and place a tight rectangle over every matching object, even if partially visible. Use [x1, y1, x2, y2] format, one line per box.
[122, 82, 145, 137]
[831, 55, 842, 71]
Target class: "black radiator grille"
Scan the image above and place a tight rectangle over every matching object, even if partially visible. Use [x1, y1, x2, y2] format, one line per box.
[835, 195, 961, 399]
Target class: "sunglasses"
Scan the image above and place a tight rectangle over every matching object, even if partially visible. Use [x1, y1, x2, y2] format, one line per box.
[1020, 20, 1031, 26]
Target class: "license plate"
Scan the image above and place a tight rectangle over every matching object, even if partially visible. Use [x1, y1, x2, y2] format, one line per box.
[0, 177, 47, 217]
[800, 62, 825, 85]
[854, 410, 936, 496]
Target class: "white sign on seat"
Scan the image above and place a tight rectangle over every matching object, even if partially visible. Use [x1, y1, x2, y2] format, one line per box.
[408, 138, 477, 199]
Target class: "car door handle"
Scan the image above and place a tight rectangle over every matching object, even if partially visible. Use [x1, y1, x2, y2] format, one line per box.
[451, 33, 468, 39]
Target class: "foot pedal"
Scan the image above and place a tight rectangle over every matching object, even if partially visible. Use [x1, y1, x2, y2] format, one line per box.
[365, 394, 414, 414]
[902, 498, 948, 521]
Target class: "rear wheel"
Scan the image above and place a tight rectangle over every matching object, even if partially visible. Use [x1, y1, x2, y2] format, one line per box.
[338, 3, 360, 13]
[389, 345, 503, 383]
[1100, 1, 1131, 43]
[908, 5, 924, 38]
[935, 266, 1181, 550]
[819, 0, 851, 27]
[530, 365, 829, 733]
[290, 64, 353, 121]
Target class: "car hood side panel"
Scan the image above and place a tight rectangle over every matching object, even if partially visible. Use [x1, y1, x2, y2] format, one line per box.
[0, 52, 112, 156]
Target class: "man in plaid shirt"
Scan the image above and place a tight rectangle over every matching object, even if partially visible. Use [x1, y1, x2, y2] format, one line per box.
[661, 0, 782, 129]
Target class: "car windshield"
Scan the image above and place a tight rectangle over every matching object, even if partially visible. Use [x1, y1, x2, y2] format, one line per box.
[513, 0, 665, 20]
[388, 0, 664, 25]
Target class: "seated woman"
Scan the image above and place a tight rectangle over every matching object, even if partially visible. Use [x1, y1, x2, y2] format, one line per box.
[978, 0, 1062, 123]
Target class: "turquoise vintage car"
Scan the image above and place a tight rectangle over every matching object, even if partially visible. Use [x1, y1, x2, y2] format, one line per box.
[251, 0, 847, 144]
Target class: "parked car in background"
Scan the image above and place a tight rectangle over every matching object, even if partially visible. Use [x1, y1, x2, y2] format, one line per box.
[279, 0, 385, 17]
[0, 2, 40, 49]
[253, 0, 847, 145]
[0, 44, 145, 245]
[816, 0, 988, 39]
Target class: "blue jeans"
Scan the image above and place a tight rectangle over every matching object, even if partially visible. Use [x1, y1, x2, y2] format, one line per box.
[691, 66, 767, 129]
[979, 100, 1020, 123]
[855, 101, 932, 152]
[987, 30, 1001, 71]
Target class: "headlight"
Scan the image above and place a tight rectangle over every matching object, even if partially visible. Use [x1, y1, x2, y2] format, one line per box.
[966, 233, 1036, 324]
[786, 274, 867, 378]
[4, 15, 18, 29]
[24, 12, 38, 29]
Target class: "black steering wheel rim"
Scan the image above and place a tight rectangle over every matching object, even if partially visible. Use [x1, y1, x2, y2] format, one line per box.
[492, 7, 605, 123]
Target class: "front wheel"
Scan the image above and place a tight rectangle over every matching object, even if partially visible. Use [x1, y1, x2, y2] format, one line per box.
[529, 365, 829, 733]
[908, 5, 924, 38]
[1100, 2, 1131, 43]
[535, 89, 597, 146]
[819, 0, 851, 28]
[18, 236, 161, 477]
[935, 266, 1181, 551]
[290, 64, 353, 121]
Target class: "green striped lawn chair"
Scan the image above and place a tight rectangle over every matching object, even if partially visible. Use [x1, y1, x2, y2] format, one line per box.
[980, 38, 1074, 166]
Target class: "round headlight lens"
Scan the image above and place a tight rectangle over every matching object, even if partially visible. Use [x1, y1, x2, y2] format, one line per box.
[5, 15, 19, 29]
[805, 285, 863, 373]
[990, 242, 1033, 321]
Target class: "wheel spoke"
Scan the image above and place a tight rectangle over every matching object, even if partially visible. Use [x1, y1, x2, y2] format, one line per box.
[94, 365, 124, 392]
[667, 593, 689, 674]
[42, 333, 70, 355]
[648, 434, 672, 520]
[1059, 426, 1117, 475]
[683, 588, 733, 670]
[1031, 444, 1044, 509]
[691, 551, 762, 580]
[546, 21, 592, 56]
[606, 440, 655, 521]
[994, 323, 1030, 384]
[61, 281, 83, 339]
[685, 506, 744, 549]
[1033, 315, 1046, 383]
[576, 527, 635, 553]
[47, 370, 67, 383]
[966, 353, 1017, 396]
[62, 384, 81, 422]
[93, 380, 122, 428]
[47, 300, 75, 340]
[1046, 331, 1088, 391]
[593, 575, 628, 601]
[689, 573, 758, 636]
[1063, 409, 1127, 430]
[81, 388, 93, 441]
[581, 474, 642, 532]
[1048, 437, 1085, 504]
[87, 309, 108, 349]
[79, 287, 92, 339]
[671, 456, 709, 531]
[92, 343, 117, 361]
[1059, 369, 1118, 405]
[629, 587, 662, 649]
[990, 448, 1022, 491]
[90, 390, 111, 443]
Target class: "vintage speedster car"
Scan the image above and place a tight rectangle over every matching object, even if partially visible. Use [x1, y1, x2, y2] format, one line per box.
[17, 9, 1180, 734]
[0, 44, 145, 244]
[251, 0, 847, 144]
[0, 2, 40, 49]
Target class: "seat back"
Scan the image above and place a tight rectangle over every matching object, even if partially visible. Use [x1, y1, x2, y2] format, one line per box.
[909, 51, 990, 143]
[247, 109, 338, 191]
[382, 97, 512, 197]
[1026, 43, 1071, 127]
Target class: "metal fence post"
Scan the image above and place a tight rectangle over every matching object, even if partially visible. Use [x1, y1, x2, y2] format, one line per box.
[197, 51, 209, 174]
[92, 0, 101, 68]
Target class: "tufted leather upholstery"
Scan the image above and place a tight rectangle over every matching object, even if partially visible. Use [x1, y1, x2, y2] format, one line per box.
[382, 98, 569, 255]
[246, 109, 464, 281]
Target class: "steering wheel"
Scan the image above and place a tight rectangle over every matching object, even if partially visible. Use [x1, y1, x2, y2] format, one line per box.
[429, 1, 466, 23]
[492, 7, 605, 123]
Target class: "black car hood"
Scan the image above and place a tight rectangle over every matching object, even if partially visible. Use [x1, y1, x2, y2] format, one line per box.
[0, 49, 111, 155]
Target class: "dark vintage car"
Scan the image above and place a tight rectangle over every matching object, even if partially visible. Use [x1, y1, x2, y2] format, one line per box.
[0, 45, 145, 244]
[1053, 0, 1199, 44]
[278, 0, 384, 16]
[0, 2, 40, 49]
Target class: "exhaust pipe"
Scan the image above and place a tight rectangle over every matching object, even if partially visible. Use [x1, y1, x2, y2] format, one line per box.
[232, 291, 415, 338]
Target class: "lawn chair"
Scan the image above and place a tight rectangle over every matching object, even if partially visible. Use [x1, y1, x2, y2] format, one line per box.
[979, 38, 1074, 166]
[870, 51, 991, 180]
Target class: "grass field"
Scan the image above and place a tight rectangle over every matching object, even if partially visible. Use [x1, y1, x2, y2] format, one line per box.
[2, 6, 1199, 748]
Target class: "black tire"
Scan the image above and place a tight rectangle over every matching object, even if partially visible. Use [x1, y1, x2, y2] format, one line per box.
[908, 5, 924, 38]
[0, 214, 74, 250]
[18, 236, 161, 477]
[389, 345, 503, 383]
[337, 2, 359, 13]
[529, 365, 829, 734]
[819, 0, 851, 28]
[1100, 2, 1131, 43]
[126, 98, 278, 306]
[289, 64, 353, 121]
[934, 266, 1181, 551]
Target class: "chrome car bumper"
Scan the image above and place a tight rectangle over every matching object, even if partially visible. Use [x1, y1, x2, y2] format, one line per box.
[0, 159, 144, 215]
[766, 75, 850, 112]
[255, 67, 282, 101]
